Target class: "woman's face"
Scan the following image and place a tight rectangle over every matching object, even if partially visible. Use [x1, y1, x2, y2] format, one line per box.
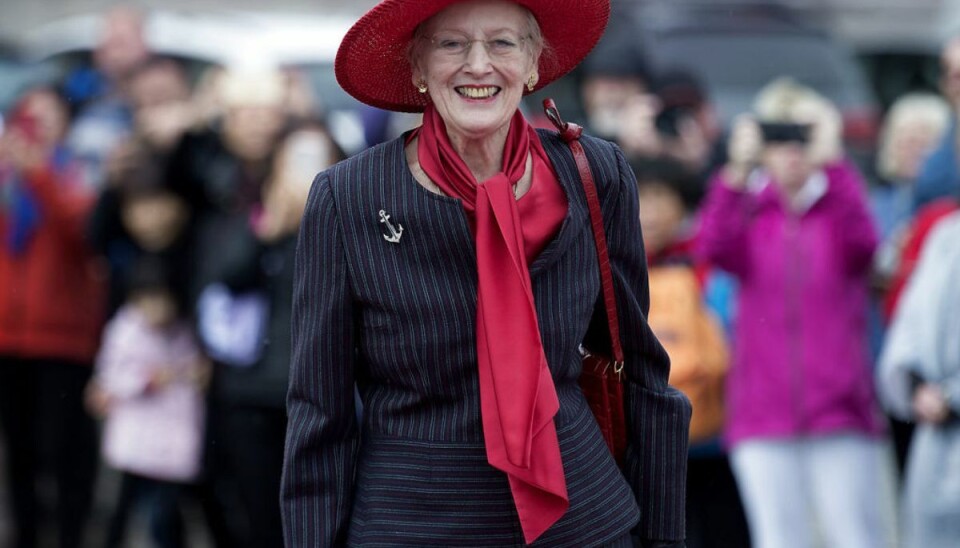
[889, 119, 940, 182]
[130, 64, 193, 151]
[259, 128, 338, 240]
[413, 0, 539, 142]
[274, 128, 338, 186]
[763, 142, 813, 194]
[132, 289, 178, 328]
[223, 104, 286, 163]
[121, 192, 189, 251]
[22, 90, 69, 149]
[582, 75, 646, 139]
[638, 182, 685, 256]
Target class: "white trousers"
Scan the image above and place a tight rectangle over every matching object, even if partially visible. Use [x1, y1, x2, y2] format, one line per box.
[730, 433, 894, 548]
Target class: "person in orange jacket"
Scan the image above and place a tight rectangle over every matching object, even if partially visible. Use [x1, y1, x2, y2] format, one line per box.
[635, 157, 750, 548]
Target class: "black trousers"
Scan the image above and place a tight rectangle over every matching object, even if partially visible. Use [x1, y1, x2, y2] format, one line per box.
[104, 473, 185, 548]
[685, 453, 751, 548]
[206, 402, 287, 548]
[0, 357, 98, 548]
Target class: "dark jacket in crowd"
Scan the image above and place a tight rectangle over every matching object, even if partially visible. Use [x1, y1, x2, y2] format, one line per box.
[166, 128, 290, 407]
[203, 214, 295, 408]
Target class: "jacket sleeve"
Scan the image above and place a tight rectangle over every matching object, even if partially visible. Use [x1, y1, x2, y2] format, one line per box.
[876, 256, 927, 421]
[694, 172, 753, 278]
[280, 172, 359, 547]
[878, 215, 960, 418]
[95, 314, 154, 399]
[943, 370, 960, 415]
[208, 216, 264, 291]
[25, 166, 95, 248]
[605, 145, 693, 542]
[913, 124, 959, 210]
[824, 161, 879, 276]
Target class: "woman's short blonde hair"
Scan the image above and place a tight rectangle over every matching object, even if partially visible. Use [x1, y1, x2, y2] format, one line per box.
[753, 77, 830, 123]
[876, 93, 951, 180]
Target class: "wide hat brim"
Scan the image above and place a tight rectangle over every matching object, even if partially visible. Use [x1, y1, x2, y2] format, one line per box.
[335, 0, 610, 113]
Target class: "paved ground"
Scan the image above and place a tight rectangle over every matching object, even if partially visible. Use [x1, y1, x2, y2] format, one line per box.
[0, 439, 214, 548]
[1, 441, 10, 547]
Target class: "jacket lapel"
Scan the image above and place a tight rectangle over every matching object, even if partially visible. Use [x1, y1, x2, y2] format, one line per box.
[528, 130, 590, 279]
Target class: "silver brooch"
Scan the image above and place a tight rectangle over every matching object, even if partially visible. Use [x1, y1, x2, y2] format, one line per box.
[379, 210, 403, 243]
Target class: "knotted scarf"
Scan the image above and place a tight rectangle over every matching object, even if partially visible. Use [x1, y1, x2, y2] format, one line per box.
[413, 104, 568, 543]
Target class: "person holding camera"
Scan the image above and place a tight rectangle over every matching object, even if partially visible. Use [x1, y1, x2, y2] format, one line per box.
[615, 70, 726, 215]
[0, 87, 105, 548]
[695, 78, 890, 548]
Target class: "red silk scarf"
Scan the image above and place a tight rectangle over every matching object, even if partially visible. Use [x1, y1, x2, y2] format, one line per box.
[413, 105, 568, 543]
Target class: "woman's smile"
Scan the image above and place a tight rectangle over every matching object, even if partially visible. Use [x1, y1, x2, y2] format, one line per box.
[455, 85, 502, 100]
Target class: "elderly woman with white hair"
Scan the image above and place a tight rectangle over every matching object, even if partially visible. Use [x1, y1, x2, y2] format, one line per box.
[696, 78, 890, 548]
[280, 0, 692, 546]
[872, 93, 951, 241]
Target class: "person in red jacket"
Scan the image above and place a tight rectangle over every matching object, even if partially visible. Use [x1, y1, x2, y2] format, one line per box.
[0, 87, 107, 548]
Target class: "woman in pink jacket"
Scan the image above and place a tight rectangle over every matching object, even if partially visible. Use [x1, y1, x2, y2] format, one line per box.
[696, 78, 889, 548]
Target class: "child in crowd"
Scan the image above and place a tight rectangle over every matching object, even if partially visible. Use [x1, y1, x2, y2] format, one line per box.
[638, 159, 728, 443]
[88, 143, 193, 314]
[90, 257, 209, 548]
[85, 161, 199, 548]
[635, 158, 749, 548]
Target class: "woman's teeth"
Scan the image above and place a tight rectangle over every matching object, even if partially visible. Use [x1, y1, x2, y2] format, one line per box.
[456, 86, 499, 99]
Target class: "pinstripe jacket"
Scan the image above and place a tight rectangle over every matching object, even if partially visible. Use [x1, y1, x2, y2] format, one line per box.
[281, 129, 692, 547]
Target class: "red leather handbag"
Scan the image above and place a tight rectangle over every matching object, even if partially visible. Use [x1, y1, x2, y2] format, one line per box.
[543, 99, 628, 467]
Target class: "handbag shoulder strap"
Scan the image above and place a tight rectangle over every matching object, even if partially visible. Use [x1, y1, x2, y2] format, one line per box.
[542, 99, 624, 368]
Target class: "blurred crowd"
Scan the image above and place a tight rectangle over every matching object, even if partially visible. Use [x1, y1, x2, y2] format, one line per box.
[0, 7, 344, 548]
[576, 24, 960, 548]
[0, 4, 959, 548]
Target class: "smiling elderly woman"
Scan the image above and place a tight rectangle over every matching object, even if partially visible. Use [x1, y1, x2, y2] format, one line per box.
[280, 1, 691, 546]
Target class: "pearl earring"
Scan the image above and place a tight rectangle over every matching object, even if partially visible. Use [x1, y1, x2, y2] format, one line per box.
[527, 75, 537, 92]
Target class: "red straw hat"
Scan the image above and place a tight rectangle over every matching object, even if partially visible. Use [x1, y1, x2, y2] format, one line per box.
[335, 0, 610, 112]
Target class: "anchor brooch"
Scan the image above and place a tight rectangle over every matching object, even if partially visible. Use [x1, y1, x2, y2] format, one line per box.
[379, 210, 403, 243]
